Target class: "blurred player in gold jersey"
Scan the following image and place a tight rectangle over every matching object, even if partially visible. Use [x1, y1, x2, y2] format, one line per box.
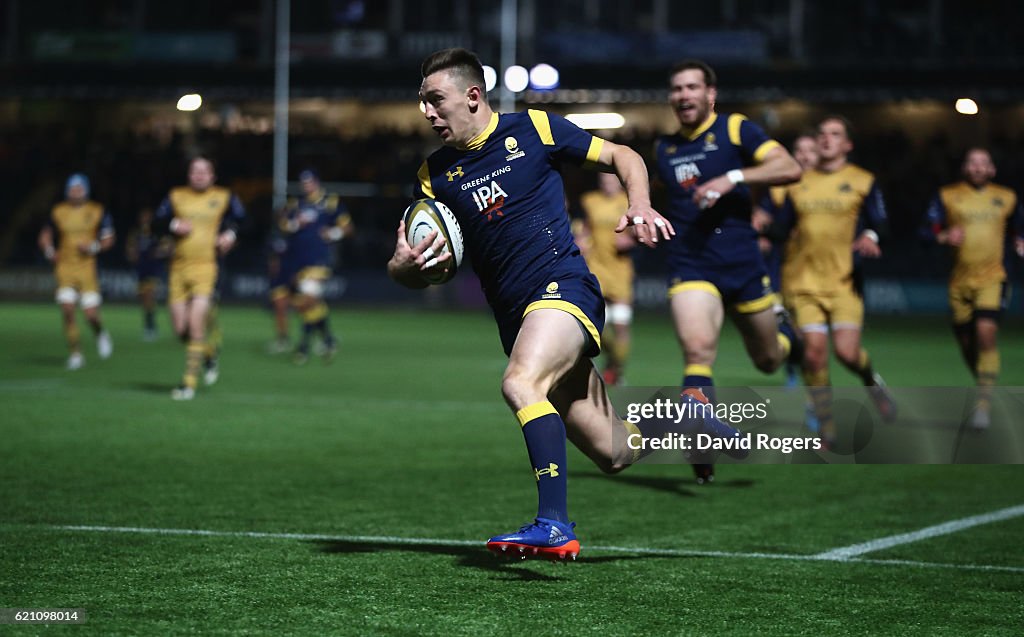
[755, 133, 819, 388]
[37, 174, 115, 370]
[575, 172, 635, 386]
[924, 148, 1024, 429]
[155, 157, 245, 400]
[773, 116, 897, 448]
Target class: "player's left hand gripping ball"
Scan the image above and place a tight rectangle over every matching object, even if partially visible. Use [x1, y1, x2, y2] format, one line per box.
[402, 198, 465, 284]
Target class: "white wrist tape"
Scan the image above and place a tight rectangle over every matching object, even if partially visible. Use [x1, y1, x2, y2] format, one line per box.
[726, 169, 745, 185]
[862, 229, 879, 244]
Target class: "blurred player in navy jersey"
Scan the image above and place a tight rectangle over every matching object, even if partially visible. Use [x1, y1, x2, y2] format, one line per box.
[125, 207, 170, 341]
[38, 173, 115, 369]
[266, 217, 295, 354]
[155, 157, 245, 400]
[574, 172, 636, 386]
[280, 169, 354, 364]
[922, 148, 1024, 429]
[772, 116, 896, 448]
[654, 60, 803, 483]
[389, 48, 746, 560]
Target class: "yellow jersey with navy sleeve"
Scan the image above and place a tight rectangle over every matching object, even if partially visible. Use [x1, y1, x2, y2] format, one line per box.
[578, 188, 633, 303]
[778, 164, 887, 295]
[924, 181, 1021, 287]
[415, 110, 606, 356]
[156, 186, 245, 265]
[51, 200, 113, 269]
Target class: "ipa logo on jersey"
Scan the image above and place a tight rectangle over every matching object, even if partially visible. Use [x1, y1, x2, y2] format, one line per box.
[471, 181, 508, 221]
[674, 162, 701, 189]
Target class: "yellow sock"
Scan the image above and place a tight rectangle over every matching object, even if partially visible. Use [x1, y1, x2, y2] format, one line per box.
[64, 320, 80, 352]
[184, 341, 204, 389]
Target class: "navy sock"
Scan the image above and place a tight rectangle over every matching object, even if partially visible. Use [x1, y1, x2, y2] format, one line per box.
[516, 402, 568, 524]
[683, 365, 716, 403]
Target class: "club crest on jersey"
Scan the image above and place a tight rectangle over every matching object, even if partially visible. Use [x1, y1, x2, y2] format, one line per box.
[838, 183, 853, 193]
[993, 197, 1004, 207]
[674, 162, 701, 189]
[504, 136, 525, 161]
[446, 166, 464, 182]
[471, 180, 507, 221]
[703, 132, 718, 152]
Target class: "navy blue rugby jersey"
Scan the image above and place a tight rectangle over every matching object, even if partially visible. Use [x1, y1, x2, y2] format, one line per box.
[654, 113, 781, 259]
[415, 110, 605, 314]
[283, 190, 349, 269]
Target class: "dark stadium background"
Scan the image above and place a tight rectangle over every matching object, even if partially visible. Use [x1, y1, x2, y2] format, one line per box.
[1, 0, 1022, 311]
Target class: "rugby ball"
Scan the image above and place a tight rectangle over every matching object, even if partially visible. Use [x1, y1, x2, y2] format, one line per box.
[402, 198, 464, 284]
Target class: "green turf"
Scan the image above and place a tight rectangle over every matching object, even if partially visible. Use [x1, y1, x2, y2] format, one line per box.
[1, 302, 1022, 636]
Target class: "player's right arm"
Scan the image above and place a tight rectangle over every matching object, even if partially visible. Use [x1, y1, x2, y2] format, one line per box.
[922, 190, 963, 246]
[386, 220, 449, 289]
[38, 211, 56, 262]
[153, 194, 191, 237]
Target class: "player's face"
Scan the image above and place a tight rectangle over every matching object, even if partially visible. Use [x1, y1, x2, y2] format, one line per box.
[598, 172, 622, 196]
[963, 150, 996, 187]
[66, 184, 87, 203]
[792, 136, 820, 171]
[301, 177, 319, 196]
[420, 70, 477, 147]
[188, 159, 215, 191]
[669, 69, 716, 128]
[816, 120, 852, 162]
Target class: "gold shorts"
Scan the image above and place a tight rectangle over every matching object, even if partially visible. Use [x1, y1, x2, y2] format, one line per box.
[788, 287, 863, 333]
[949, 280, 1008, 325]
[169, 261, 218, 303]
[55, 262, 99, 294]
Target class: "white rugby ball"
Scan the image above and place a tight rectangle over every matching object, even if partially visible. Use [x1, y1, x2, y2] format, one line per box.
[402, 198, 465, 284]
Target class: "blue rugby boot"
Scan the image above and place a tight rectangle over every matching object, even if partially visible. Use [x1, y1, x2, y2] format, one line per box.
[486, 517, 580, 561]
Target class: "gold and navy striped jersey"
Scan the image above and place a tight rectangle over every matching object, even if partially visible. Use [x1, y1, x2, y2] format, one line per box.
[415, 110, 604, 315]
[777, 164, 887, 294]
[50, 200, 114, 267]
[155, 186, 245, 264]
[924, 181, 1022, 286]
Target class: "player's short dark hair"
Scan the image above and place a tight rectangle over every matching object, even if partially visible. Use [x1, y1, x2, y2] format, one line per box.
[669, 59, 717, 87]
[791, 130, 818, 149]
[818, 114, 854, 141]
[189, 155, 216, 172]
[421, 48, 486, 93]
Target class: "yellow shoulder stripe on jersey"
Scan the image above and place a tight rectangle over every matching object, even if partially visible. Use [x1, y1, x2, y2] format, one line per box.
[515, 401, 558, 427]
[753, 140, 782, 163]
[727, 113, 747, 146]
[733, 292, 776, 314]
[417, 161, 434, 198]
[464, 112, 500, 151]
[523, 300, 601, 352]
[668, 281, 721, 298]
[586, 137, 605, 163]
[528, 109, 555, 145]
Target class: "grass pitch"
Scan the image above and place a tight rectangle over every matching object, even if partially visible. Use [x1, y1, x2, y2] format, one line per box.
[1, 302, 1022, 635]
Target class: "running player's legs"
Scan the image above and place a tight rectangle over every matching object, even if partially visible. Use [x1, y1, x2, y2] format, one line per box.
[949, 282, 977, 373]
[732, 306, 786, 374]
[670, 285, 724, 390]
[551, 357, 633, 474]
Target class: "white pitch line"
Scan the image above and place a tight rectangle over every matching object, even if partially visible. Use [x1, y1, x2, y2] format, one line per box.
[8, 523, 1022, 574]
[815, 503, 1024, 560]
